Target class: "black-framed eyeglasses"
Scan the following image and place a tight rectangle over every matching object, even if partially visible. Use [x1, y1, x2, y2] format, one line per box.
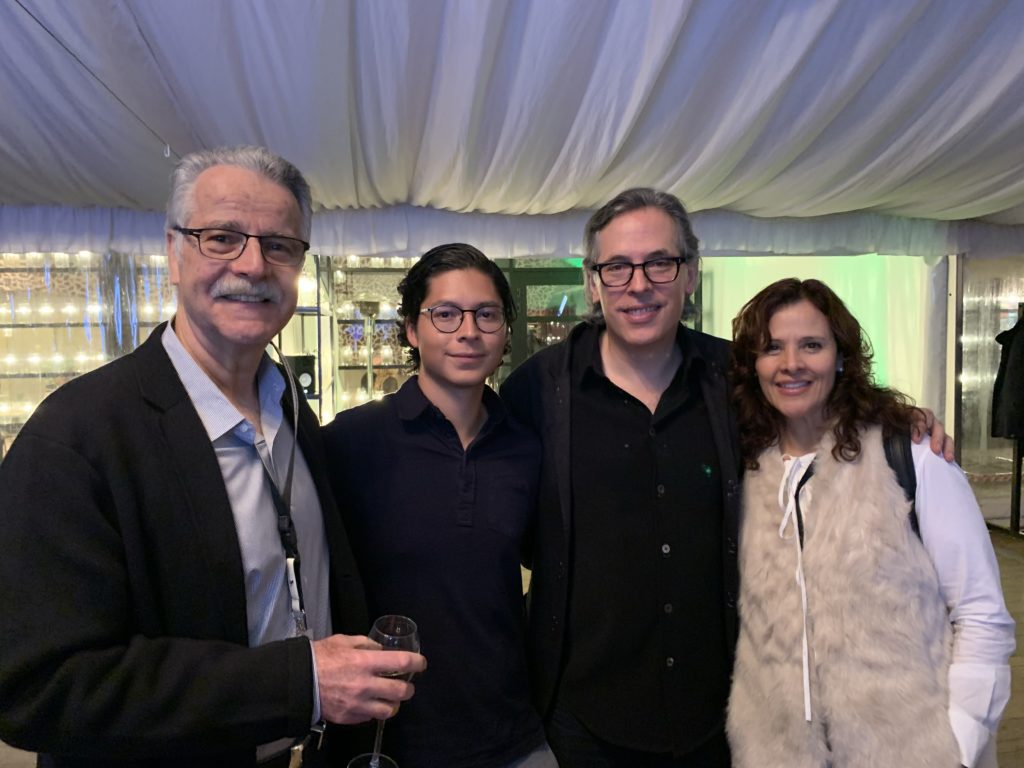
[420, 304, 506, 334]
[590, 256, 686, 288]
[173, 226, 309, 268]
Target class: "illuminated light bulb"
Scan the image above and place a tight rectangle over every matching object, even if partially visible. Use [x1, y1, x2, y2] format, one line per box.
[74, 352, 89, 364]
[21, 402, 35, 414]
[390, 257, 405, 268]
[16, 304, 32, 316]
[76, 250, 93, 261]
[149, 254, 167, 266]
[162, 302, 177, 316]
[61, 303, 78, 315]
[3, 354, 16, 365]
[0, 402, 9, 414]
[346, 255, 360, 268]
[141, 303, 156, 317]
[38, 305, 54, 316]
[86, 303, 102, 315]
[27, 354, 41, 365]
[50, 353, 65, 365]
[94, 353, 106, 362]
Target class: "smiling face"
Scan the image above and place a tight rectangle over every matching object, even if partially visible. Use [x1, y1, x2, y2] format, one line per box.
[755, 299, 839, 453]
[167, 164, 303, 368]
[406, 268, 508, 400]
[587, 206, 697, 356]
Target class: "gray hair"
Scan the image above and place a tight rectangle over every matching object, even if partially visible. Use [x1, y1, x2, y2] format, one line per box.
[581, 187, 700, 321]
[165, 145, 313, 241]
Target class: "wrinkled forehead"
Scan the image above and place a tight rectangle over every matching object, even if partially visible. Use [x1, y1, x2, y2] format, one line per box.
[190, 165, 302, 232]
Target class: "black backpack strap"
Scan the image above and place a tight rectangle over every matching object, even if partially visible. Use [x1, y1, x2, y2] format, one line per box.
[884, 429, 919, 538]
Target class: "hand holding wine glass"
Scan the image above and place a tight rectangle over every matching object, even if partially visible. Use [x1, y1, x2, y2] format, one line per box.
[347, 615, 421, 768]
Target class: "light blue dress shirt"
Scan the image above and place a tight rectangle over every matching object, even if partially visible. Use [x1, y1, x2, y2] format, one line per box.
[162, 325, 331, 731]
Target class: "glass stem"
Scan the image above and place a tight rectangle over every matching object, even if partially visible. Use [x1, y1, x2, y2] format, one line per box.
[369, 718, 386, 768]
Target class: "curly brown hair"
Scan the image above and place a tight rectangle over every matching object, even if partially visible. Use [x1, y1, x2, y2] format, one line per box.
[731, 278, 918, 468]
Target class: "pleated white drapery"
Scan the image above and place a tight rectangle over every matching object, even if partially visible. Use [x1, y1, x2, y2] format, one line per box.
[1, 0, 1023, 257]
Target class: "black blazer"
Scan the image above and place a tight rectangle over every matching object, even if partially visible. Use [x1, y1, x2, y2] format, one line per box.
[0, 324, 367, 767]
[500, 322, 743, 717]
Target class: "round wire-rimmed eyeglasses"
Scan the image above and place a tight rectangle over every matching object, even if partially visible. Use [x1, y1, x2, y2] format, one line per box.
[419, 304, 506, 333]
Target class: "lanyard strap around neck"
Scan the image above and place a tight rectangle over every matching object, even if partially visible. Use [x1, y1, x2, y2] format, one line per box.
[260, 345, 308, 636]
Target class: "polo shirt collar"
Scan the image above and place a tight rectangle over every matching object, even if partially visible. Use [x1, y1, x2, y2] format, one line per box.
[393, 375, 507, 434]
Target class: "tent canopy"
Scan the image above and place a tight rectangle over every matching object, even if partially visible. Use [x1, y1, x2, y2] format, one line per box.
[2, 0, 1024, 258]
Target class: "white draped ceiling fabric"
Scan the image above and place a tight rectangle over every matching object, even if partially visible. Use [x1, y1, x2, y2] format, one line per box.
[1, 0, 1024, 260]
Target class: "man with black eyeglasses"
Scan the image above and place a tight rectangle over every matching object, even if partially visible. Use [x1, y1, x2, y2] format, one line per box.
[0, 146, 424, 768]
[323, 243, 557, 768]
[502, 188, 737, 767]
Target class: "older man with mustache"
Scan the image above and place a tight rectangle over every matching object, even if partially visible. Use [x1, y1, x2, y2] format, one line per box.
[0, 146, 425, 768]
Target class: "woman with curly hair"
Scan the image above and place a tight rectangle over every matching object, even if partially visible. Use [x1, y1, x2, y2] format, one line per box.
[725, 278, 1014, 768]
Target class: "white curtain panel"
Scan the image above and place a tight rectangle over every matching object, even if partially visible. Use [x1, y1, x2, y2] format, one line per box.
[1, 0, 1023, 256]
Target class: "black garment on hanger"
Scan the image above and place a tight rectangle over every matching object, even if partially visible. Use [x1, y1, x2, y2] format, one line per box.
[992, 311, 1024, 439]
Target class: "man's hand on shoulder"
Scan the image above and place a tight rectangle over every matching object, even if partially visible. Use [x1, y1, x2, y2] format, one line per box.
[312, 635, 427, 724]
[910, 407, 955, 462]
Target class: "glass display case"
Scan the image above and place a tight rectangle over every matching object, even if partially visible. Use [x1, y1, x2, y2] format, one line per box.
[277, 254, 334, 423]
[0, 250, 175, 457]
[327, 255, 414, 417]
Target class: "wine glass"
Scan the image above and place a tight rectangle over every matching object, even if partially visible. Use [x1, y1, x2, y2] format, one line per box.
[346, 615, 420, 768]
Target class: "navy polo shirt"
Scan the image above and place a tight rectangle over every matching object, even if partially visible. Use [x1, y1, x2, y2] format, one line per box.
[323, 377, 545, 768]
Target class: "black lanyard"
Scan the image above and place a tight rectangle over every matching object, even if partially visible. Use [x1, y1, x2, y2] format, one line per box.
[260, 349, 308, 637]
[261, 461, 307, 636]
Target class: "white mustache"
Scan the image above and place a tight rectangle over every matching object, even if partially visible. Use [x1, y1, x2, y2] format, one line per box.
[209, 276, 281, 302]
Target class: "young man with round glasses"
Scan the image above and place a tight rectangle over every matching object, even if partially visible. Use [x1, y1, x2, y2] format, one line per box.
[322, 243, 556, 768]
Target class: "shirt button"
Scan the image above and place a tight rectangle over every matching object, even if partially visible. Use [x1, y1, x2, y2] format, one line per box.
[656, 483, 665, 497]
[666, 657, 675, 668]
[661, 543, 671, 556]
[664, 603, 673, 614]
[649, 427, 656, 437]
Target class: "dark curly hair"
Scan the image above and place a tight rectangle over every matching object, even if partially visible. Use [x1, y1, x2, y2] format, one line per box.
[397, 243, 517, 371]
[731, 278, 918, 469]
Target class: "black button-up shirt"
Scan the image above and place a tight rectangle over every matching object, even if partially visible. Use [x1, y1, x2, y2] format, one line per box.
[562, 324, 727, 755]
[323, 378, 545, 768]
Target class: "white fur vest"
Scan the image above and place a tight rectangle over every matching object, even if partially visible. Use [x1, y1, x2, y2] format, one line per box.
[727, 427, 959, 767]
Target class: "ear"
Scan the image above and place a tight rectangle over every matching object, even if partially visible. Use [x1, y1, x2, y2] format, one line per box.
[166, 231, 180, 285]
[585, 268, 601, 306]
[680, 260, 699, 296]
[405, 317, 420, 350]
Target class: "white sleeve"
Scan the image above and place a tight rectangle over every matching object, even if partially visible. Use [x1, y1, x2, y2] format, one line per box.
[912, 442, 1015, 768]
